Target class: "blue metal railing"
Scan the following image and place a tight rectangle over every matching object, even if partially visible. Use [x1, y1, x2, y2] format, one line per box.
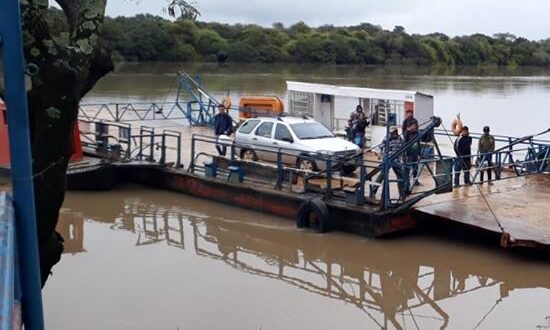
[0, 0, 45, 328]
[188, 125, 550, 212]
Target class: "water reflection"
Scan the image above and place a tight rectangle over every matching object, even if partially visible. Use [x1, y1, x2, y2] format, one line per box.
[58, 193, 550, 330]
[57, 211, 85, 254]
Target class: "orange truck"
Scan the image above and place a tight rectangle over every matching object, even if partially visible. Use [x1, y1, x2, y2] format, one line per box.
[238, 96, 284, 120]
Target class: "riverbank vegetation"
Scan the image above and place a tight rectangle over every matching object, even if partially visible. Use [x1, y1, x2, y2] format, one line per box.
[46, 9, 550, 66]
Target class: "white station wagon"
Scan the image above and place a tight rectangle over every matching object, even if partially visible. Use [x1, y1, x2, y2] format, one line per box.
[234, 116, 361, 175]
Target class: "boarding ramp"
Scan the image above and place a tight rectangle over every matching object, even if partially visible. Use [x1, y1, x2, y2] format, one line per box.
[79, 71, 228, 126]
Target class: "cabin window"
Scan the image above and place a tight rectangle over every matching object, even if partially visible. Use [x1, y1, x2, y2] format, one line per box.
[371, 100, 404, 127]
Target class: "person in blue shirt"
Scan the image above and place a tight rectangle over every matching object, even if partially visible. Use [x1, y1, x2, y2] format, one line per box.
[370, 127, 406, 200]
[213, 104, 233, 156]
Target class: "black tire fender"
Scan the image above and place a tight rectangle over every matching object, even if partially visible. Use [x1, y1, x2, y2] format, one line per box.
[296, 199, 330, 233]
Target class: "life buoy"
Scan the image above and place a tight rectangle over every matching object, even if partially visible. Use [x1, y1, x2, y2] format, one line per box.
[296, 199, 330, 233]
[451, 115, 463, 136]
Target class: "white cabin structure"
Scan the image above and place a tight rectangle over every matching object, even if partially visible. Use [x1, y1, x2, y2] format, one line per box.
[286, 81, 434, 147]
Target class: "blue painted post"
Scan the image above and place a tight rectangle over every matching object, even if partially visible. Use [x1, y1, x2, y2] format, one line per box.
[190, 135, 196, 172]
[381, 124, 391, 209]
[276, 150, 283, 190]
[0, 0, 45, 329]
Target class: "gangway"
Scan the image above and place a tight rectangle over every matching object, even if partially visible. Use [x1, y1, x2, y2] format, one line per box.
[176, 71, 222, 125]
[78, 70, 226, 126]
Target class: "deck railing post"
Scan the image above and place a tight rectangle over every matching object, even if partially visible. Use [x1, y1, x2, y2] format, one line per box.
[127, 126, 132, 159]
[138, 127, 144, 160]
[149, 129, 155, 161]
[359, 161, 366, 202]
[190, 135, 196, 172]
[160, 134, 166, 164]
[326, 157, 332, 199]
[276, 150, 283, 190]
[0, 1, 45, 328]
[230, 141, 236, 162]
[176, 134, 182, 167]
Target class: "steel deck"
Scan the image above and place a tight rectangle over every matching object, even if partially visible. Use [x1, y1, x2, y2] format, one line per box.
[413, 174, 550, 247]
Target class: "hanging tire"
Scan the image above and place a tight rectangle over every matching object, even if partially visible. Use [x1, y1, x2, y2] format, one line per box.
[296, 199, 330, 233]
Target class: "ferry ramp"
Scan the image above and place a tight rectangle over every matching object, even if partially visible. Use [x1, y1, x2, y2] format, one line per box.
[412, 174, 550, 248]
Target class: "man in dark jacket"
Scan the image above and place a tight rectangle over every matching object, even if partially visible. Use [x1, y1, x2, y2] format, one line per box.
[213, 104, 233, 156]
[477, 126, 495, 183]
[350, 105, 369, 148]
[454, 126, 473, 186]
[402, 108, 420, 184]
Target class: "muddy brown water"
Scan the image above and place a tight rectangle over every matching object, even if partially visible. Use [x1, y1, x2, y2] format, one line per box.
[44, 64, 550, 329]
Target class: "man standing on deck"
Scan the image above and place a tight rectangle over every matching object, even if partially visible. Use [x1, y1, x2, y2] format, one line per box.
[370, 127, 406, 200]
[478, 126, 495, 183]
[454, 126, 473, 186]
[213, 103, 233, 156]
[350, 105, 369, 148]
[402, 108, 420, 187]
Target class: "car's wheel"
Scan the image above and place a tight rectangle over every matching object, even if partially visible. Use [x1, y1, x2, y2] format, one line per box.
[297, 157, 318, 172]
[241, 149, 257, 161]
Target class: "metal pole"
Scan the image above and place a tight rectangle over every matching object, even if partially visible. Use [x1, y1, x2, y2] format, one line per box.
[326, 158, 332, 199]
[149, 128, 154, 161]
[381, 123, 391, 210]
[176, 134, 182, 167]
[190, 135, 196, 172]
[0, 0, 45, 328]
[138, 127, 144, 160]
[160, 134, 166, 164]
[276, 150, 283, 190]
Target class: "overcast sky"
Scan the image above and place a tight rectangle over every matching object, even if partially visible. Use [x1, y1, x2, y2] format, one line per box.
[108, 0, 548, 40]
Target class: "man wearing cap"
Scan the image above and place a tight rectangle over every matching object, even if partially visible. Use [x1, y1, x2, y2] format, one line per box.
[213, 103, 233, 156]
[370, 127, 406, 200]
[478, 125, 495, 183]
[350, 104, 369, 148]
[454, 126, 473, 186]
[402, 108, 420, 187]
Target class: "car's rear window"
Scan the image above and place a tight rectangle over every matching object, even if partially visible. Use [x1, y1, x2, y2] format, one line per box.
[290, 122, 334, 140]
[238, 119, 260, 134]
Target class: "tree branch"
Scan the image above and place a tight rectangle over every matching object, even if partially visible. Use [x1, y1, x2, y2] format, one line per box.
[55, 0, 82, 35]
[81, 44, 114, 97]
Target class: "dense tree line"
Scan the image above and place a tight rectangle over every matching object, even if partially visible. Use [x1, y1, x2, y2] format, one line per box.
[47, 8, 550, 66]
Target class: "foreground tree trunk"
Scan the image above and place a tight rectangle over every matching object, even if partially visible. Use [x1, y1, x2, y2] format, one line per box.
[21, 0, 113, 285]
